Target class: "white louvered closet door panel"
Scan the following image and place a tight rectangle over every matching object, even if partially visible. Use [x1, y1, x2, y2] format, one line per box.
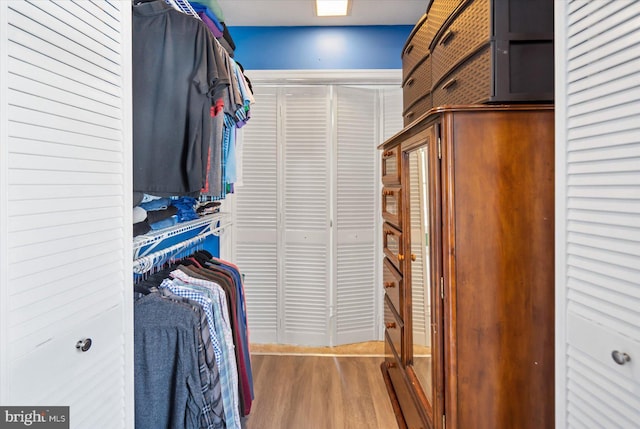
[281, 86, 331, 346]
[557, 1, 640, 428]
[0, 1, 133, 427]
[382, 87, 404, 140]
[333, 87, 379, 345]
[235, 86, 279, 343]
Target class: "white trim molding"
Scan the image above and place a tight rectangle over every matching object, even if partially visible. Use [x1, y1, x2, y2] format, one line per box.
[246, 69, 402, 86]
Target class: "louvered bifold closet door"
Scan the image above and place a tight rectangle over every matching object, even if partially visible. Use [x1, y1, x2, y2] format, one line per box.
[333, 87, 379, 344]
[281, 86, 331, 346]
[0, 1, 132, 427]
[382, 88, 404, 141]
[557, 1, 640, 427]
[235, 86, 279, 343]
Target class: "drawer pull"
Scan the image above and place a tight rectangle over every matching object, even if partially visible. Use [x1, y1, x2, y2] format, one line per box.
[406, 77, 415, 87]
[383, 190, 393, 196]
[439, 29, 455, 45]
[397, 253, 405, 261]
[404, 44, 414, 56]
[76, 338, 92, 352]
[384, 281, 396, 289]
[386, 322, 397, 329]
[611, 350, 631, 365]
[442, 78, 457, 91]
[410, 254, 417, 262]
[383, 150, 393, 158]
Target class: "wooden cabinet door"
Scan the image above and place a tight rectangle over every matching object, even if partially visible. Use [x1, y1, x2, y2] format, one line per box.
[441, 108, 555, 429]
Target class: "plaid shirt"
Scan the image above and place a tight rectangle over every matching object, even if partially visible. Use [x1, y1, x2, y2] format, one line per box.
[164, 275, 242, 429]
[158, 289, 224, 429]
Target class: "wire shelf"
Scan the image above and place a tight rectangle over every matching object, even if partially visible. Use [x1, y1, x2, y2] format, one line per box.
[133, 212, 228, 259]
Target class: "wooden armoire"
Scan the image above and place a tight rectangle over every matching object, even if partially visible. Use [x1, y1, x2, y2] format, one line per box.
[379, 0, 555, 428]
[380, 105, 554, 429]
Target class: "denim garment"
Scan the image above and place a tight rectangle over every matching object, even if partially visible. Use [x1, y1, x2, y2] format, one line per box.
[172, 197, 200, 222]
[223, 114, 237, 185]
[150, 215, 178, 230]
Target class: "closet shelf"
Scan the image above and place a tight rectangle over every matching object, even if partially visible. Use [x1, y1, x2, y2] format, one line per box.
[165, 0, 200, 18]
[133, 212, 229, 258]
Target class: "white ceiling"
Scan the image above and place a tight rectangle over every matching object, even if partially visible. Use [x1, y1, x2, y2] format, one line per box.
[217, 0, 428, 26]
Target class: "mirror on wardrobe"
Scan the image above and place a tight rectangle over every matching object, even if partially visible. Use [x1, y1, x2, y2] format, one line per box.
[407, 146, 433, 403]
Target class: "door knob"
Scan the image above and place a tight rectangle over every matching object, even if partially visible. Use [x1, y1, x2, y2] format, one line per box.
[76, 338, 92, 352]
[410, 254, 416, 261]
[398, 254, 405, 261]
[384, 281, 396, 289]
[611, 350, 631, 365]
[386, 322, 396, 329]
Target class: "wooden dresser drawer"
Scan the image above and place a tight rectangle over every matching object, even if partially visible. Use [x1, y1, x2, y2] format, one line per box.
[384, 330, 400, 368]
[383, 257, 403, 320]
[403, 94, 432, 126]
[382, 186, 402, 229]
[384, 295, 403, 357]
[383, 222, 404, 272]
[381, 145, 401, 185]
[432, 0, 490, 87]
[401, 14, 430, 83]
[432, 43, 491, 107]
[403, 56, 432, 114]
[386, 362, 425, 429]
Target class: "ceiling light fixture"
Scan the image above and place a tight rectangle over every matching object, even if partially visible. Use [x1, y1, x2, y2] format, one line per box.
[315, 0, 350, 17]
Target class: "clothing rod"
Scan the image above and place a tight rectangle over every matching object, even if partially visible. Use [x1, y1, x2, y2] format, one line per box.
[133, 221, 232, 274]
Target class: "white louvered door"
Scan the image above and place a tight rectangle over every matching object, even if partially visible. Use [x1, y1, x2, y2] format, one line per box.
[556, 1, 640, 427]
[0, 1, 133, 427]
[235, 83, 401, 346]
[235, 86, 279, 343]
[333, 86, 378, 344]
[281, 86, 332, 346]
[382, 87, 404, 141]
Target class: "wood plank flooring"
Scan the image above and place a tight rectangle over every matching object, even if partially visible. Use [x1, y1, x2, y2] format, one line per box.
[244, 354, 398, 429]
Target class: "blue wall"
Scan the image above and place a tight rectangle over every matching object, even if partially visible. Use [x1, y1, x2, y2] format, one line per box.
[229, 26, 412, 70]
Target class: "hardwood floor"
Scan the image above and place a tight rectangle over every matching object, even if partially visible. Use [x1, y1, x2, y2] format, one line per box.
[244, 354, 398, 429]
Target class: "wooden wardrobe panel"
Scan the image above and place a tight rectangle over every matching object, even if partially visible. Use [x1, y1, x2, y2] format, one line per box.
[444, 109, 555, 429]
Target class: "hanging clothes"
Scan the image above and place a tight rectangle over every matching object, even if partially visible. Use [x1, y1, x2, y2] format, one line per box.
[134, 292, 222, 429]
[132, 0, 229, 196]
[134, 252, 253, 429]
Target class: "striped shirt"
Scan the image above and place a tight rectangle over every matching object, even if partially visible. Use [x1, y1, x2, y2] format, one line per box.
[163, 275, 242, 429]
